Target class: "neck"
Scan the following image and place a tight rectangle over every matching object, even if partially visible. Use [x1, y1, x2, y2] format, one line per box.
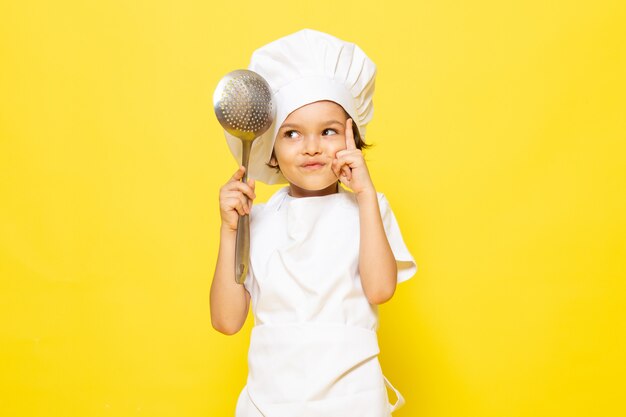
[288, 182, 339, 198]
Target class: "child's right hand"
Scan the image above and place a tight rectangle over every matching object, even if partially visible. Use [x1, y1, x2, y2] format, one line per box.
[219, 166, 256, 232]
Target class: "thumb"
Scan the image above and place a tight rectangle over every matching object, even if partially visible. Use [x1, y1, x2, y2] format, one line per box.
[231, 165, 245, 181]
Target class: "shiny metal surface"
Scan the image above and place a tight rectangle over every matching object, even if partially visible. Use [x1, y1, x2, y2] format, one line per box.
[213, 69, 275, 284]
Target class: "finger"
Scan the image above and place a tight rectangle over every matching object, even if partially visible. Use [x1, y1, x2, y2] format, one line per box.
[335, 149, 362, 163]
[331, 159, 341, 178]
[332, 155, 351, 182]
[240, 194, 249, 214]
[230, 165, 246, 182]
[242, 178, 256, 201]
[245, 179, 255, 211]
[345, 118, 357, 150]
[225, 197, 246, 216]
[225, 181, 256, 201]
[223, 193, 246, 208]
[232, 194, 248, 216]
[332, 158, 350, 180]
[222, 191, 251, 215]
[342, 165, 351, 181]
[334, 153, 356, 170]
[235, 203, 246, 216]
[222, 187, 254, 205]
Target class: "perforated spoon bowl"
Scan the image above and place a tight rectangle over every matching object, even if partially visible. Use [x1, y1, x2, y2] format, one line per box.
[213, 69, 275, 284]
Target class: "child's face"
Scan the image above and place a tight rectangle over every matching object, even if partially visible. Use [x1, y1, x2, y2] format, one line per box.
[272, 100, 349, 197]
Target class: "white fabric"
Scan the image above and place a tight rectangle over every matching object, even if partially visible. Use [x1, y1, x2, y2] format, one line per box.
[224, 28, 377, 185]
[235, 187, 417, 416]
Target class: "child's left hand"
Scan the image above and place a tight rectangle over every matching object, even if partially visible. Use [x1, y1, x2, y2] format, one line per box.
[332, 119, 375, 196]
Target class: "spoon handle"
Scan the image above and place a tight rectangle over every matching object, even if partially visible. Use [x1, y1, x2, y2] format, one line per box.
[235, 214, 250, 284]
[235, 140, 252, 284]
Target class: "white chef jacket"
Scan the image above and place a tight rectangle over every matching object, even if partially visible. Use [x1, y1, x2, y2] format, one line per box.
[235, 186, 417, 417]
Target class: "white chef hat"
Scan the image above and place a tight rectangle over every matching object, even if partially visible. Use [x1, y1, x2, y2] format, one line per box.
[222, 28, 377, 185]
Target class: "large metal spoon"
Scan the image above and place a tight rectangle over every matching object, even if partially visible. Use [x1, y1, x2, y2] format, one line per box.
[213, 69, 275, 284]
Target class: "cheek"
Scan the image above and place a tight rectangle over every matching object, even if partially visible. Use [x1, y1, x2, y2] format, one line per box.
[327, 138, 347, 156]
[273, 145, 295, 167]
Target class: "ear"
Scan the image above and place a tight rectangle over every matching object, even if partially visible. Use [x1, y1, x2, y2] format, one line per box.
[268, 155, 280, 169]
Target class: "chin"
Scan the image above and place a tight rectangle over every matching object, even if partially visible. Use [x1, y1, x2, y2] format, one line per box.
[303, 179, 337, 190]
[286, 176, 339, 195]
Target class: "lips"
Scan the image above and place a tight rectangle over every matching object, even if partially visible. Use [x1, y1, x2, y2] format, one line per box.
[301, 160, 326, 169]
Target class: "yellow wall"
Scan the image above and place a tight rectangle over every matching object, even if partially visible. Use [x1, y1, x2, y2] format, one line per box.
[1, 1, 625, 416]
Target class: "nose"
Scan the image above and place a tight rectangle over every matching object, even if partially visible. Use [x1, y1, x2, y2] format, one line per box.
[302, 134, 321, 155]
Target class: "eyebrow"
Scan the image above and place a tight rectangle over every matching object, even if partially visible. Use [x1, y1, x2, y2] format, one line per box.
[279, 120, 344, 130]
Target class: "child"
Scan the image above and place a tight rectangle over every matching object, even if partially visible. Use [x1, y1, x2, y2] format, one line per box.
[211, 29, 417, 417]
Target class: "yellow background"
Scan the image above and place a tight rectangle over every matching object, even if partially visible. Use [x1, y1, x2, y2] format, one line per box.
[1, 0, 625, 416]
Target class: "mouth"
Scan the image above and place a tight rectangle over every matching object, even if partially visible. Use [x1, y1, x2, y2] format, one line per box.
[301, 161, 326, 170]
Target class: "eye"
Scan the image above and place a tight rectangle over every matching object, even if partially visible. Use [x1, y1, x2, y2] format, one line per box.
[322, 128, 338, 136]
[283, 130, 300, 139]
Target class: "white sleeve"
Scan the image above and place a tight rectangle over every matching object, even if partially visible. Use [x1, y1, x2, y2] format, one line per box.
[378, 193, 417, 283]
